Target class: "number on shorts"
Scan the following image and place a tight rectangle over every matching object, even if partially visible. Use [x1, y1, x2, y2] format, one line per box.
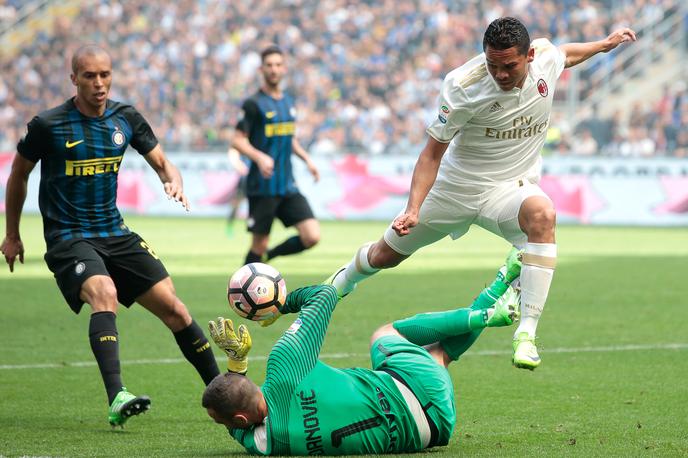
[140, 240, 160, 260]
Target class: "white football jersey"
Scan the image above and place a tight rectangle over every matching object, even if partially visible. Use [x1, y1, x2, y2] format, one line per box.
[426, 38, 566, 186]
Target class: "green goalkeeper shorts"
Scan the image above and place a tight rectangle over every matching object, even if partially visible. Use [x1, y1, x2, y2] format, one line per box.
[370, 335, 456, 446]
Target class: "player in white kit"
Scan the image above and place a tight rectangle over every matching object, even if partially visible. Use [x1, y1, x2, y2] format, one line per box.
[327, 17, 636, 370]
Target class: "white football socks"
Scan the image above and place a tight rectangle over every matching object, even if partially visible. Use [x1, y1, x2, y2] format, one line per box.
[515, 242, 556, 339]
[332, 242, 380, 294]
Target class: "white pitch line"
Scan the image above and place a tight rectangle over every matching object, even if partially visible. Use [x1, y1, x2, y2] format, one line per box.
[1, 343, 687, 371]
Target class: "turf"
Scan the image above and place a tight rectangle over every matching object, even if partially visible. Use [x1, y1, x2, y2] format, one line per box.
[1, 215, 687, 457]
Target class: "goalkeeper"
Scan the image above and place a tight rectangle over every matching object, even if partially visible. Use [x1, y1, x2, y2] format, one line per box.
[203, 250, 521, 455]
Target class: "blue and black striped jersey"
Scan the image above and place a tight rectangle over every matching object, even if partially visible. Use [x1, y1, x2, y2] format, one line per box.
[236, 90, 299, 197]
[17, 98, 158, 247]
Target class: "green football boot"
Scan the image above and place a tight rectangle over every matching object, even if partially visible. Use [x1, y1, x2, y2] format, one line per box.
[512, 332, 541, 370]
[504, 247, 523, 284]
[322, 265, 355, 300]
[486, 286, 520, 327]
[108, 388, 151, 428]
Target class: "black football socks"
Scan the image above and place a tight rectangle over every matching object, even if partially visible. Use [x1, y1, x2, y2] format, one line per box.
[266, 235, 306, 260]
[173, 320, 220, 385]
[89, 311, 123, 404]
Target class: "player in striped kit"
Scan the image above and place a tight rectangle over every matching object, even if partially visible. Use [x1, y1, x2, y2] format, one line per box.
[203, 250, 521, 455]
[1, 45, 219, 427]
[232, 45, 321, 266]
[326, 17, 637, 370]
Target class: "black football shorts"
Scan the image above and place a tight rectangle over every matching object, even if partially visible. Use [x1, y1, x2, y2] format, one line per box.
[247, 193, 315, 234]
[44, 233, 169, 313]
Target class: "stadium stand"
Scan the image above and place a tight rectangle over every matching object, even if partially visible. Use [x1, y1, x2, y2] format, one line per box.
[0, 0, 685, 156]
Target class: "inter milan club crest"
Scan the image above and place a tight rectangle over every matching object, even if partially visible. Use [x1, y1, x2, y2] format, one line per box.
[112, 128, 125, 146]
[537, 79, 548, 97]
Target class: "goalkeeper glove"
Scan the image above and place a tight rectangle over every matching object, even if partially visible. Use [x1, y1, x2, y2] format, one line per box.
[258, 311, 282, 328]
[208, 317, 252, 374]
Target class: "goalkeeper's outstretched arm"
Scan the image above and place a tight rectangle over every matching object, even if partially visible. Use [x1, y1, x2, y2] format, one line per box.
[263, 285, 338, 389]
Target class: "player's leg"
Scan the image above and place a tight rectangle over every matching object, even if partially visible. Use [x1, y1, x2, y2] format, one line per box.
[80, 276, 123, 399]
[326, 222, 450, 298]
[246, 233, 270, 263]
[226, 195, 240, 237]
[81, 275, 152, 427]
[368, 327, 457, 447]
[392, 278, 519, 360]
[44, 238, 149, 427]
[392, 290, 520, 367]
[266, 193, 319, 261]
[226, 177, 247, 237]
[109, 233, 220, 386]
[326, 189, 474, 298]
[135, 280, 220, 386]
[245, 196, 278, 263]
[513, 195, 556, 369]
[376, 254, 520, 362]
[325, 238, 404, 298]
[480, 180, 556, 370]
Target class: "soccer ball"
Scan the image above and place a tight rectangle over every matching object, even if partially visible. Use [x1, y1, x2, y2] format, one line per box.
[227, 263, 287, 321]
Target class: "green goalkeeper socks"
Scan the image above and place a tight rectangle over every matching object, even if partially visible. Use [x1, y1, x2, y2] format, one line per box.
[394, 268, 511, 360]
[437, 273, 511, 361]
[471, 270, 509, 310]
[392, 308, 488, 346]
[392, 275, 508, 350]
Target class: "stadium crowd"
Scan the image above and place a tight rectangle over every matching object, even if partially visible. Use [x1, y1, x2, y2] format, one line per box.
[0, 0, 685, 157]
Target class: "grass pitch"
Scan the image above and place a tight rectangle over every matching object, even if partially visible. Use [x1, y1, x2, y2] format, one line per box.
[1, 215, 687, 457]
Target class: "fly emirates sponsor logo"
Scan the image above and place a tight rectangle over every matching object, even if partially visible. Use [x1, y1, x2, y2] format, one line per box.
[484, 115, 548, 140]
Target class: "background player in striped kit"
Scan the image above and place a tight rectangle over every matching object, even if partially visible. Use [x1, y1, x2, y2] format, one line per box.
[1, 45, 219, 427]
[231, 45, 321, 266]
[202, 251, 520, 455]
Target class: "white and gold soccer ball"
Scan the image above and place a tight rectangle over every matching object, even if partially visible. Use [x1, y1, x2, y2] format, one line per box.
[227, 263, 286, 321]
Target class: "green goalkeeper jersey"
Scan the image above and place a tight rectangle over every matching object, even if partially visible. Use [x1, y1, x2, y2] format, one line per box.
[229, 285, 425, 455]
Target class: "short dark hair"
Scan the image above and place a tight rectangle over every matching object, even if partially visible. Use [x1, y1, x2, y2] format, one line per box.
[260, 45, 284, 63]
[202, 373, 260, 422]
[71, 44, 111, 74]
[482, 17, 531, 56]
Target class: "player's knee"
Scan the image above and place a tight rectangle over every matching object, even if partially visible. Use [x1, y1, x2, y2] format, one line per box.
[82, 277, 118, 311]
[369, 323, 399, 348]
[301, 232, 320, 249]
[369, 243, 405, 269]
[164, 300, 192, 331]
[534, 207, 557, 232]
[523, 207, 556, 239]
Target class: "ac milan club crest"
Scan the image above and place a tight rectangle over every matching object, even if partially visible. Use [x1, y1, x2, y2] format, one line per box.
[537, 79, 548, 97]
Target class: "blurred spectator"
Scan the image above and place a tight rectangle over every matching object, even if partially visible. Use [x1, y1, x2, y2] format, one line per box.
[674, 129, 688, 158]
[619, 126, 656, 157]
[576, 128, 599, 156]
[0, 0, 683, 157]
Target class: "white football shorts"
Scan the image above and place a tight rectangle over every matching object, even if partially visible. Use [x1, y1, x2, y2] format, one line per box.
[383, 178, 551, 256]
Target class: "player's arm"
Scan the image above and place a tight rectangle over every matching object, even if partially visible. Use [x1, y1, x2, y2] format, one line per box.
[291, 138, 319, 182]
[143, 144, 189, 211]
[233, 100, 274, 178]
[1, 154, 36, 272]
[228, 147, 249, 176]
[559, 27, 636, 68]
[228, 425, 269, 456]
[232, 131, 274, 179]
[394, 71, 472, 236]
[264, 285, 339, 385]
[393, 137, 449, 236]
[2, 116, 46, 272]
